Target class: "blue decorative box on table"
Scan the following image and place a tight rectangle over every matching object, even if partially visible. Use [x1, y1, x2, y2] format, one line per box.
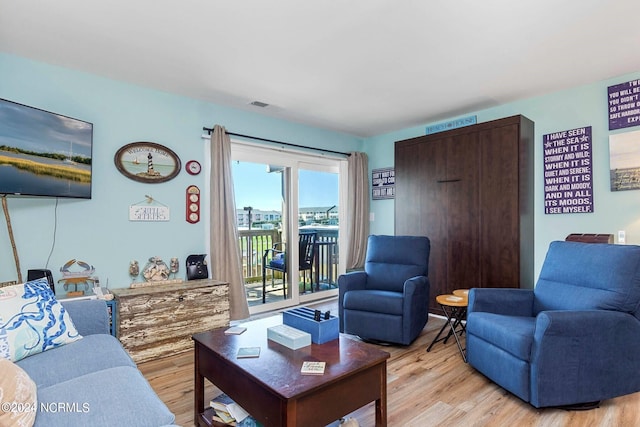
[283, 307, 339, 344]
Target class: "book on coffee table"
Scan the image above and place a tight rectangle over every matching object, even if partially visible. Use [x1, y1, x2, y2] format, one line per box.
[210, 392, 252, 425]
[237, 347, 260, 358]
[300, 361, 326, 375]
[210, 393, 235, 412]
[224, 326, 247, 335]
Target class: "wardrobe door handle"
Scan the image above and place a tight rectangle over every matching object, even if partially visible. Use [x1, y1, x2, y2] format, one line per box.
[437, 179, 461, 183]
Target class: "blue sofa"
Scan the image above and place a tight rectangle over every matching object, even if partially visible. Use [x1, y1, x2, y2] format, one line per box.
[338, 235, 431, 345]
[15, 299, 176, 427]
[467, 241, 640, 408]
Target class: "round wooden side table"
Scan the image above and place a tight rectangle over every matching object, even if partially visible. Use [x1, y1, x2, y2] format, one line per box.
[426, 293, 468, 362]
[453, 288, 469, 298]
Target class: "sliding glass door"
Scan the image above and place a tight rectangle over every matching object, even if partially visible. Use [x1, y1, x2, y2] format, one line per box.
[298, 165, 340, 300]
[232, 159, 290, 309]
[232, 142, 346, 314]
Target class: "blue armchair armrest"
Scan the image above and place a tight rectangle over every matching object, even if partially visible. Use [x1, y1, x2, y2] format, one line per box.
[338, 271, 367, 332]
[404, 276, 428, 296]
[530, 310, 640, 407]
[468, 288, 534, 317]
[403, 275, 430, 337]
[338, 270, 367, 292]
[61, 299, 109, 336]
[403, 276, 429, 311]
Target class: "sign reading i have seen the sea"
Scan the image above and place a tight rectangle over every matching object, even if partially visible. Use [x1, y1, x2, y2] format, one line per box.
[543, 126, 593, 214]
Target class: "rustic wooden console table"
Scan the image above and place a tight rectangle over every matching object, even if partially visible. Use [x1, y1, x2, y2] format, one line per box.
[112, 279, 230, 363]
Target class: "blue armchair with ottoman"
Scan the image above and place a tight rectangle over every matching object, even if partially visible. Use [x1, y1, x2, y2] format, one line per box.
[466, 241, 640, 408]
[338, 235, 431, 345]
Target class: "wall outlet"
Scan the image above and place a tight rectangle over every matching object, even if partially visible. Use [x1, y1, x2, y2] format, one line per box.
[618, 230, 626, 244]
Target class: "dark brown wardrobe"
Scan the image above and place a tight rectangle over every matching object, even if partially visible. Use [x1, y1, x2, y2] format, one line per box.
[394, 115, 534, 313]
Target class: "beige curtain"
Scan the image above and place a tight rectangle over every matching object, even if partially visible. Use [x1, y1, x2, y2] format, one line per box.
[210, 125, 250, 320]
[346, 152, 369, 270]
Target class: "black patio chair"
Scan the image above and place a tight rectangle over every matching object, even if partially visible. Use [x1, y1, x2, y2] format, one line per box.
[262, 232, 316, 303]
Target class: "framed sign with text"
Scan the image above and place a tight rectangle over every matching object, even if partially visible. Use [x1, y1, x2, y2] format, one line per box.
[609, 129, 640, 191]
[114, 142, 181, 183]
[426, 115, 477, 135]
[543, 126, 593, 214]
[608, 79, 640, 130]
[372, 167, 395, 200]
[129, 205, 170, 222]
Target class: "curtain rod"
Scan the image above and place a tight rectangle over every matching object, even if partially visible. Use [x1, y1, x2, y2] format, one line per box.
[202, 127, 351, 157]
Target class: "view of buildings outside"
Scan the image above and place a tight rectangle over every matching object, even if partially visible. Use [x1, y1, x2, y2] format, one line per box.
[235, 207, 338, 229]
[232, 161, 339, 229]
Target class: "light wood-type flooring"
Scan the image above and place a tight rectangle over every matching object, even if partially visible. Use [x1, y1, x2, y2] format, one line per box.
[137, 298, 640, 427]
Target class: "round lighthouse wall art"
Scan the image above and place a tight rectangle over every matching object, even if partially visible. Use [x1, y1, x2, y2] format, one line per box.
[114, 142, 181, 183]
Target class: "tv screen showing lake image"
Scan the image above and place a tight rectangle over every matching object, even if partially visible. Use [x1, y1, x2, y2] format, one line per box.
[0, 98, 93, 199]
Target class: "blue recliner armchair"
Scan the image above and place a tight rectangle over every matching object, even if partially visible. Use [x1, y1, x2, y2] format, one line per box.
[467, 241, 640, 408]
[338, 235, 430, 345]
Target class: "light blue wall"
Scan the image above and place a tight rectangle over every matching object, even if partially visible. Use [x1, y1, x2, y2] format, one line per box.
[0, 53, 363, 290]
[365, 70, 640, 281]
[3, 52, 638, 289]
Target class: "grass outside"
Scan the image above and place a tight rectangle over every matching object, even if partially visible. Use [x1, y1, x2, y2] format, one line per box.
[0, 155, 91, 183]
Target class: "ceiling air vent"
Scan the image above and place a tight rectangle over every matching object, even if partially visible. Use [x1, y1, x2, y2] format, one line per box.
[250, 101, 269, 108]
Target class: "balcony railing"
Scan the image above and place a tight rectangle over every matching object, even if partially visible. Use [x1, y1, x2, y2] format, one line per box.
[238, 229, 280, 281]
[306, 227, 340, 291]
[238, 227, 339, 304]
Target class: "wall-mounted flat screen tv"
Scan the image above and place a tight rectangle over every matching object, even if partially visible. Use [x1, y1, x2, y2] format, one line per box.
[0, 98, 93, 199]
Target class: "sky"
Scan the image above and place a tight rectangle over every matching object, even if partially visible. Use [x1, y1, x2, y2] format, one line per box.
[609, 129, 640, 169]
[0, 98, 93, 157]
[232, 160, 338, 211]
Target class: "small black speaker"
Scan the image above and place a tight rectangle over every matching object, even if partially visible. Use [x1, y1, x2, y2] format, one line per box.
[186, 254, 208, 280]
[27, 269, 55, 293]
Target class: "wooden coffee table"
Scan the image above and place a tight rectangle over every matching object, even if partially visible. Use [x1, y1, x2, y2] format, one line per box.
[193, 315, 390, 427]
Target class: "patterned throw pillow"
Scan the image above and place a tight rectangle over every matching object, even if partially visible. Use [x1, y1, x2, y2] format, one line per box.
[0, 358, 37, 427]
[0, 279, 82, 362]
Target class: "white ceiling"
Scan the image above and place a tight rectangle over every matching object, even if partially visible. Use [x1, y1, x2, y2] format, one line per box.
[1, 0, 639, 137]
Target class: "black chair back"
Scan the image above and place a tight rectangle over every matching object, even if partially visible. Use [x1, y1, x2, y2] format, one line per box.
[299, 232, 317, 270]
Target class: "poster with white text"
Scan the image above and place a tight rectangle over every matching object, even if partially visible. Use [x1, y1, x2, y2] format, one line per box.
[372, 168, 395, 200]
[608, 79, 640, 130]
[543, 126, 593, 214]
